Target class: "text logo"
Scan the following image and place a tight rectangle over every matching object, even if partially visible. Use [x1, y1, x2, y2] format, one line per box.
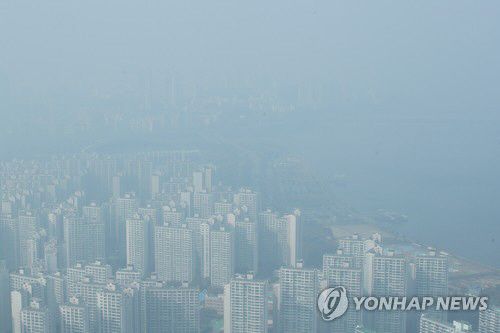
[317, 286, 348, 321]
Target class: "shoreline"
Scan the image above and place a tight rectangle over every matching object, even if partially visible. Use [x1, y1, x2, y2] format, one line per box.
[330, 221, 500, 291]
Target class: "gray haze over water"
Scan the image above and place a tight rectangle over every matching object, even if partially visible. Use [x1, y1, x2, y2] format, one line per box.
[1, 1, 500, 266]
[299, 118, 500, 268]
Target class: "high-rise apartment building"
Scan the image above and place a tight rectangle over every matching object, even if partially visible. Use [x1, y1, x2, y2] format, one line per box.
[18, 212, 37, 268]
[186, 216, 212, 277]
[193, 190, 214, 218]
[10, 270, 46, 304]
[479, 306, 500, 333]
[60, 297, 89, 333]
[126, 215, 152, 276]
[138, 204, 158, 225]
[214, 200, 233, 217]
[83, 203, 104, 224]
[278, 263, 319, 333]
[339, 234, 375, 270]
[364, 249, 407, 333]
[84, 261, 112, 284]
[0, 261, 11, 333]
[323, 256, 362, 333]
[114, 193, 139, 261]
[20, 299, 50, 333]
[79, 278, 106, 333]
[155, 224, 194, 283]
[258, 210, 301, 275]
[63, 216, 105, 267]
[415, 250, 449, 323]
[144, 282, 200, 333]
[224, 273, 268, 333]
[233, 189, 258, 220]
[420, 314, 472, 333]
[0, 215, 18, 269]
[209, 225, 235, 288]
[116, 266, 142, 287]
[192, 167, 212, 194]
[96, 283, 139, 333]
[323, 249, 355, 272]
[46, 272, 66, 333]
[162, 207, 183, 227]
[234, 218, 258, 274]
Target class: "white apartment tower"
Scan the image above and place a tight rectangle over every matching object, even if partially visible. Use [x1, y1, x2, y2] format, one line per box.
[20, 299, 50, 333]
[83, 203, 104, 224]
[79, 278, 106, 333]
[18, 212, 37, 268]
[186, 216, 212, 278]
[258, 210, 302, 275]
[420, 314, 472, 333]
[339, 234, 375, 270]
[233, 188, 258, 220]
[155, 224, 194, 283]
[209, 225, 235, 288]
[63, 216, 105, 267]
[193, 190, 214, 218]
[224, 273, 268, 333]
[115, 266, 142, 287]
[126, 215, 152, 276]
[323, 254, 362, 333]
[114, 193, 139, 260]
[162, 207, 183, 227]
[479, 306, 500, 333]
[60, 297, 89, 333]
[323, 249, 355, 272]
[415, 250, 449, 323]
[96, 284, 138, 333]
[278, 263, 319, 333]
[364, 249, 407, 333]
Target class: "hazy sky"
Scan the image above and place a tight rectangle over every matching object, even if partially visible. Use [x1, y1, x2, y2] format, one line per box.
[0, 1, 499, 266]
[1, 0, 499, 121]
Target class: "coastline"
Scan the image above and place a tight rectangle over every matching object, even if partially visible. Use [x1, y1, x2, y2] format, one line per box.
[330, 221, 500, 292]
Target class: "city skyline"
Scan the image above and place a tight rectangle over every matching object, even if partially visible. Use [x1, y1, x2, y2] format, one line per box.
[0, 150, 497, 332]
[1, 1, 500, 332]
